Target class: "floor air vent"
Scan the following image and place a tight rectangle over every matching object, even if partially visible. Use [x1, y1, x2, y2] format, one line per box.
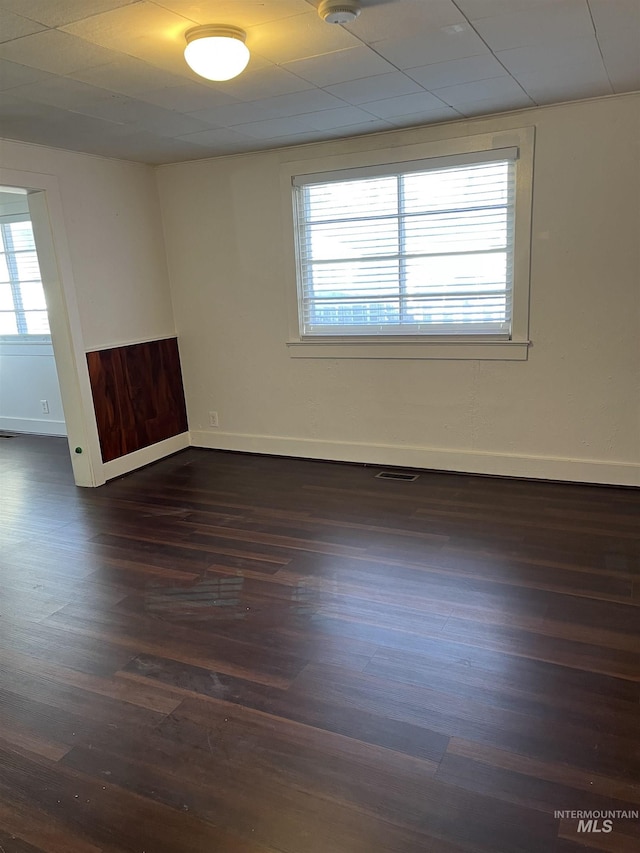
[375, 470, 419, 482]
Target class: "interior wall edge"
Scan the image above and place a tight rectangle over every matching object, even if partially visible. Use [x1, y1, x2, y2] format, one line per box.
[189, 430, 640, 488]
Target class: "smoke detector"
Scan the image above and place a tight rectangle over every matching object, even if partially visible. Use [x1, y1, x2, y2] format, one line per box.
[318, 0, 361, 24]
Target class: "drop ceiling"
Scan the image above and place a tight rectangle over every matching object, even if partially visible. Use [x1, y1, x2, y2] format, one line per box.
[0, 0, 637, 165]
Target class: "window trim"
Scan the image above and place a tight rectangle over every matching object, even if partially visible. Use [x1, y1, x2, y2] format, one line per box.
[280, 127, 534, 360]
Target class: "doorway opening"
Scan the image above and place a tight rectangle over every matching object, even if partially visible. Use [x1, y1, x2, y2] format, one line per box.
[0, 187, 66, 439]
[0, 168, 103, 487]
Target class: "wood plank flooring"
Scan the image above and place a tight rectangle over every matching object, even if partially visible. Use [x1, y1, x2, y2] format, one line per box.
[0, 434, 639, 853]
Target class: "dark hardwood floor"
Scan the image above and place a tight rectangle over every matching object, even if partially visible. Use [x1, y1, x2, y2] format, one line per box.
[0, 434, 639, 853]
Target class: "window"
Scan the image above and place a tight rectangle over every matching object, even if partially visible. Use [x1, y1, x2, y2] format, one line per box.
[0, 216, 50, 336]
[284, 128, 533, 359]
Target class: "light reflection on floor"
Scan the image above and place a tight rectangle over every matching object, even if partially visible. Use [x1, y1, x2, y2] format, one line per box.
[143, 574, 318, 624]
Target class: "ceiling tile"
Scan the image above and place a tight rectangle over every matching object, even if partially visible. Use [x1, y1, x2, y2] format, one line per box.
[136, 82, 240, 112]
[189, 87, 344, 125]
[0, 30, 120, 75]
[256, 87, 347, 115]
[7, 77, 130, 112]
[61, 1, 197, 77]
[192, 89, 344, 127]
[496, 37, 603, 75]
[599, 38, 640, 93]
[517, 63, 614, 103]
[152, 0, 305, 27]
[0, 89, 72, 120]
[187, 100, 274, 127]
[454, 0, 559, 20]
[227, 115, 312, 139]
[13, 111, 131, 145]
[454, 93, 536, 116]
[431, 75, 527, 107]
[0, 90, 126, 146]
[304, 119, 396, 139]
[75, 96, 215, 136]
[588, 0, 640, 39]
[0, 0, 139, 27]
[472, 1, 595, 51]
[176, 126, 258, 148]
[0, 9, 47, 43]
[85, 129, 212, 164]
[0, 58, 54, 90]
[324, 72, 423, 105]
[69, 55, 189, 96]
[301, 120, 396, 140]
[211, 64, 313, 100]
[594, 6, 640, 93]
[372, 24, 489, 69]
[247, 10, 359, 64]
[300, 105, 380, 130]
[362, 91, 449, 119]
[385, 106, 462, 127]
[282, 46, 396, 87]
[406, 55, 507, 89]
[345, 0, 465, 42]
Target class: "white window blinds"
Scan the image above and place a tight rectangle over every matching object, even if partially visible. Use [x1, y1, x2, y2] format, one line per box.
[293, 149, 517, 338]
[0, 217, 49, 335]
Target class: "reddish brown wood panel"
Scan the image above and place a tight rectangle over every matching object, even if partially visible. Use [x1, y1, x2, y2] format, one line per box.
[87, 337, 188, 462]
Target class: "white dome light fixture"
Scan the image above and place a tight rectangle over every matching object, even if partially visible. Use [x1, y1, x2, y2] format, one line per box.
[318, 0, 361, 24]
[184, 25, 250, 81]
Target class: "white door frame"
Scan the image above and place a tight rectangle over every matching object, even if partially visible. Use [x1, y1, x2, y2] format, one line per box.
[0, 167, 104, 487]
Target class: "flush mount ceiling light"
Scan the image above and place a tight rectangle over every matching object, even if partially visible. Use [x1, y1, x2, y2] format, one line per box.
[184, 25, 250, 81]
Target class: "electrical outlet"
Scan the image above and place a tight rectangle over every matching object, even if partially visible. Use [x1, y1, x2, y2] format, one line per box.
[40, 399, 49, 415]
[208, 411, 219, 428]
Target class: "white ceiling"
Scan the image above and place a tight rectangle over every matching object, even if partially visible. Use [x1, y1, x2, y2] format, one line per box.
[0, 0, 637, 164]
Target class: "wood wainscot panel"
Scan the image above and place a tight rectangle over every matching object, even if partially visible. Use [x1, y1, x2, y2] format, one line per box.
[87, 338, 188, 462]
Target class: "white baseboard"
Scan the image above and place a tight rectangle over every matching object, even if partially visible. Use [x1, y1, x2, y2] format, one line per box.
[0, 416, 66, 436]
[101, 432, 190, 482]
[190, 429, 640, 487]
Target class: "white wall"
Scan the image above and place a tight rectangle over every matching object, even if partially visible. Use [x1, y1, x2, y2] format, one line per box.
[0, 138, 184, 482]
[0, 139, 175, 351]
[157, 94, 640, 486]
[0, 341, 65, 435]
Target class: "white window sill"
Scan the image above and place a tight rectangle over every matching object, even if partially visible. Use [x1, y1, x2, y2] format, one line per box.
[286, 339, 530, 360]
[0, 335, 52, 344]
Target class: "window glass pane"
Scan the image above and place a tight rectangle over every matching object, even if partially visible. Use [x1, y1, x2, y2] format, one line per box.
[303, 218, 398, 261]
[306, 299, 400, 328]
[7, 221, 36, 251]
[405, 253, 507, 294]
[309, 259, 399, 299]
[403, 162, 510, 212]
[0, 311, 18, 334]
[404, 294, 507, 326]
[18, 280, 47, 311]
[304, 176, 396, 222]
[295, 154, 517, 337]
[0, 282, 14, 310]
[24, 311, 50, 334]
[0, 218, 49, 336]
[404, 209, 508, 255]
[15, 250, 41, 281]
